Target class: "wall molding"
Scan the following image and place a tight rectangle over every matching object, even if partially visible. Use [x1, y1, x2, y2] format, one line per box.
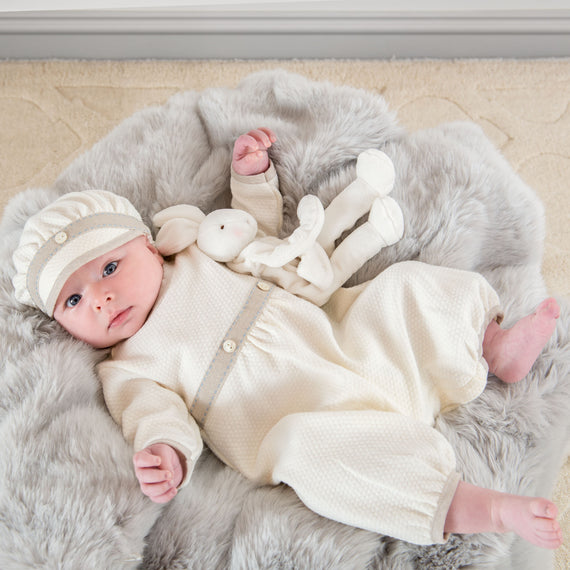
[1, 9, 570, 59]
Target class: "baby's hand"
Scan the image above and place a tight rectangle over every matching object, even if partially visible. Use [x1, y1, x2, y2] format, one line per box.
[133, 443, 184, 503]
[232, 127, 276, 176]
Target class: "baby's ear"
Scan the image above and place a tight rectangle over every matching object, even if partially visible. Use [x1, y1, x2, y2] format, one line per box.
[144, 237, 165, 264]
[153, 204, 206, 255]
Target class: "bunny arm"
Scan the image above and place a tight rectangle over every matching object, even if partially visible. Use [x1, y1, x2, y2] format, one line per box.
[244, 195, 325, 268]
[232, 235, 335, 292]
[294, 246, 335, 290]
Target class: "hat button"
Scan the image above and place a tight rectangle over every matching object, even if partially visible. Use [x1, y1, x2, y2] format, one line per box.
[54, 231, 68, 244]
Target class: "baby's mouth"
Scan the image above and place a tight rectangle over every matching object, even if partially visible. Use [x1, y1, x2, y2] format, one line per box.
[109, 307, 132, 329]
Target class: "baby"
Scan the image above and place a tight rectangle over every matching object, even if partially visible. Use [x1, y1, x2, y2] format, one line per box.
[12, 128, 563, 549]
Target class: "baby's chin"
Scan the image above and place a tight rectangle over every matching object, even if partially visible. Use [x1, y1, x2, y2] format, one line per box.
[76, 321, 143, 349]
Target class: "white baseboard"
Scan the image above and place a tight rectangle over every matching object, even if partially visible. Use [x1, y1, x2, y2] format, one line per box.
[1, 9, 570, 59]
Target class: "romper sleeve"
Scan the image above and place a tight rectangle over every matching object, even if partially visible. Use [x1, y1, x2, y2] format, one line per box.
[231, 161, 283, 237]
[97, 361, 203, 488]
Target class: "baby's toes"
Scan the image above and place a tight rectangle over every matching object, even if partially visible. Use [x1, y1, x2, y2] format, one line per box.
[534, 517, 560, 535]
[530, 498, 558, 519]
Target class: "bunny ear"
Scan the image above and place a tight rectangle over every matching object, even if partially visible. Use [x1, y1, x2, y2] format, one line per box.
[153, 204, 206, 229]
[155, 218, 200, 256]
[153, 204, 206, 255]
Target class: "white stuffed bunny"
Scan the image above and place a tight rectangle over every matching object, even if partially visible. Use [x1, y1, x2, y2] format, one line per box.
[153, 149, 404, 306]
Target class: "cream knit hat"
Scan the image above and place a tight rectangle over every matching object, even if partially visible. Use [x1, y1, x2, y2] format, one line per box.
[12, 190, 152, 317]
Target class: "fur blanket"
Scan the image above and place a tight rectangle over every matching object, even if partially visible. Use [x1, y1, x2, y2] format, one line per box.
[1, 70, 569, 570]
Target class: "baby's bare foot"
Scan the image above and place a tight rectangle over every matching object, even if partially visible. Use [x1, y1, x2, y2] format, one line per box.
[493, 495, 563, 550]
[483, 298, 560, 383]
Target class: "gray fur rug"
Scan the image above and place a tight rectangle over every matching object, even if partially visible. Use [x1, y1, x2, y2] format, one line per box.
[1, 70, 569, 570]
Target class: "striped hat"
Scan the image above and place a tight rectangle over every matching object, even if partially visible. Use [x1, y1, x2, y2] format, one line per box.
[12, 190, 151, 317]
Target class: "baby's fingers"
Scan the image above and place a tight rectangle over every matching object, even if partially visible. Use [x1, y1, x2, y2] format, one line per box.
[141, 479, 177, 503]
[138, 467, 172, 485]
[259, 127, 277, 144]
[235, 134, 261, 154]
[248, 127, 276, 148]
[133, 448, 161, 469]
[149, 486, 178, 504]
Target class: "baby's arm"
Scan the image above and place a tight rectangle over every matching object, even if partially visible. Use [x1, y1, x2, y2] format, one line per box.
[98, 361, 203, 503]
[231, 127, 283, 236]
[133, 443, 186, 504]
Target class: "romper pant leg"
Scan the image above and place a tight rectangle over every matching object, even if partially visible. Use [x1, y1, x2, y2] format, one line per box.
[336, 261, 503, 414]
[254, 410, 461, 545]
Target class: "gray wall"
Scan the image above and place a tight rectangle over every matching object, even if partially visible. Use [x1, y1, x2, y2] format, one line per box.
[1, 5, 569, 59]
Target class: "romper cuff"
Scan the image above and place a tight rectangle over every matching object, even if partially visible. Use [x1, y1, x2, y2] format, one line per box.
[176, 455, 200, 489]
[432, 471, 462, 543]
[138, 436, 203, 489]
[231, 162, 277, 185]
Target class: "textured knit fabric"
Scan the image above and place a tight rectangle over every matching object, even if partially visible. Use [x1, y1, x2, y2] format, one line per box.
[97, 172, 502, 546]
[230, 164, 282, 237]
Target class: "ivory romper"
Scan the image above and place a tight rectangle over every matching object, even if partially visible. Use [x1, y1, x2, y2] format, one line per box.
[98, 166, 501, 545]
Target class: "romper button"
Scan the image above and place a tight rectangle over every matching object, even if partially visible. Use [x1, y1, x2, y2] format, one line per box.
[222, 339, 237, 353]
[257, 281, 271, 291]
[54, 231, 68, 244]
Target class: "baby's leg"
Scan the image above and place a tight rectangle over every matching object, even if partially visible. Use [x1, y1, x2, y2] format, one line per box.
[483, 298, 560, 383]
[445, 481, 563, 549]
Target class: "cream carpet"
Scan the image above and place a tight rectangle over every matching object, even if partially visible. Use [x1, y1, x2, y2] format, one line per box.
[0, 59, 568, 567]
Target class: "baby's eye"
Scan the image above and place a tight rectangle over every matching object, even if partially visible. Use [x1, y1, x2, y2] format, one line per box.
[103, 262, 118, 277]
[66, 294, 82, 308]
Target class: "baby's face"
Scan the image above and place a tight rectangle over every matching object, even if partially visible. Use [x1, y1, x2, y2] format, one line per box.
[53, 235, 164, 348]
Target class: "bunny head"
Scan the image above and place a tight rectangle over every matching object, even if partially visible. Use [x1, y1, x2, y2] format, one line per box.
[197, 209, 258, 262]
[154, 204, 258, 261]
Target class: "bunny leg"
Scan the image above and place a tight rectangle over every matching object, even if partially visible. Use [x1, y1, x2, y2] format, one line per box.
[318, 150, 396, 254]
[322, 198, 404, 291]
[368, 196, 405, 247]
[356, 149, 396, 196]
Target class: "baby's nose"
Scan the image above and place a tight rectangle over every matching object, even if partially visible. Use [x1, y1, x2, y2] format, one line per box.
[92, 287, 114, 311]
[95, 295, 112, 310]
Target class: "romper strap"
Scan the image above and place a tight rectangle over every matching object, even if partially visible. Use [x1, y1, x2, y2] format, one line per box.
[190, 280, 274, 428]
